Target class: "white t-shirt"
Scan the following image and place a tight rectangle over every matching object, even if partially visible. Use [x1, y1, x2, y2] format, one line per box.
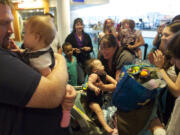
[29, 46, 52, 70]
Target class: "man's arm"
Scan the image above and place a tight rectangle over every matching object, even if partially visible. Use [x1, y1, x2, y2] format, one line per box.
[26, 54, 68, 108]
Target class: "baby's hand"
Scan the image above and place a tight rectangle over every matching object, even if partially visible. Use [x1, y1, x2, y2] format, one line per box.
[94, 87, 100, 96]
[7, 39, 18, 50]
[96, 81, 104, 90]
[11, 48, 24, 53]
[128, 45, 135, 49]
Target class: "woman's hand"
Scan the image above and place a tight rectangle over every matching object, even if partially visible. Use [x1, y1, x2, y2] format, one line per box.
[153, 50, 165, 68]
[81, 47, 91, 52]
[73, 48, 81, 54]
[148, 50, 164, 68]
[148, 51, 156, 65]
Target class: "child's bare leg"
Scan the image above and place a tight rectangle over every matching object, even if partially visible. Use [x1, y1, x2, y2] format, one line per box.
[89, 103, 114, 133]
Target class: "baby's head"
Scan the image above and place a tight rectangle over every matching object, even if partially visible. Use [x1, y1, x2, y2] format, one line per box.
[62, 42, 73, 57]
[121, 19, 135, 30]
[121, 19, 129, 29]
[85, 59, 104, 75]
[24, 15, 56, 51]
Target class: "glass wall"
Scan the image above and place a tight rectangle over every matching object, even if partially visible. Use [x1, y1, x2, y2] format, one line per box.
[70, 0, 180, 57]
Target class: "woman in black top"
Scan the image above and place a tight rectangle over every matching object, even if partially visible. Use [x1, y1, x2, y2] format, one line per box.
[65, 18, 93, 84]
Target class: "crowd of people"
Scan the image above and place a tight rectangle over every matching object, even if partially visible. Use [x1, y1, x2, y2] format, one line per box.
[1, 0, 180, 135]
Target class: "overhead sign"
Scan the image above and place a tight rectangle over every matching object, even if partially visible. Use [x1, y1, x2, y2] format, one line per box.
[71, 0, 109, 5]
[72, 0, 85, 2]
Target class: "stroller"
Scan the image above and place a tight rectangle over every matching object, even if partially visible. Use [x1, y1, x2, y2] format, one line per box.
[70, 86, 117, 135]
[70, 89, 103, 135]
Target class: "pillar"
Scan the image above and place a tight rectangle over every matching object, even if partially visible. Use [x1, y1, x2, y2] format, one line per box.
[43, 0, 49, 14]
[56, 0, 71, 45]
[12, 3, 21, 42]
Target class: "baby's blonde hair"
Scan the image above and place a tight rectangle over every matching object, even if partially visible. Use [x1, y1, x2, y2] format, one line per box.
[85, 58, 97, 75]
[26, 15, 56, 46]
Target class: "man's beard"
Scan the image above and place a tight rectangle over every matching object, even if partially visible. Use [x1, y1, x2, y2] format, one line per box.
[2, 41, 9, 49]
[1, 36, 10, 49]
